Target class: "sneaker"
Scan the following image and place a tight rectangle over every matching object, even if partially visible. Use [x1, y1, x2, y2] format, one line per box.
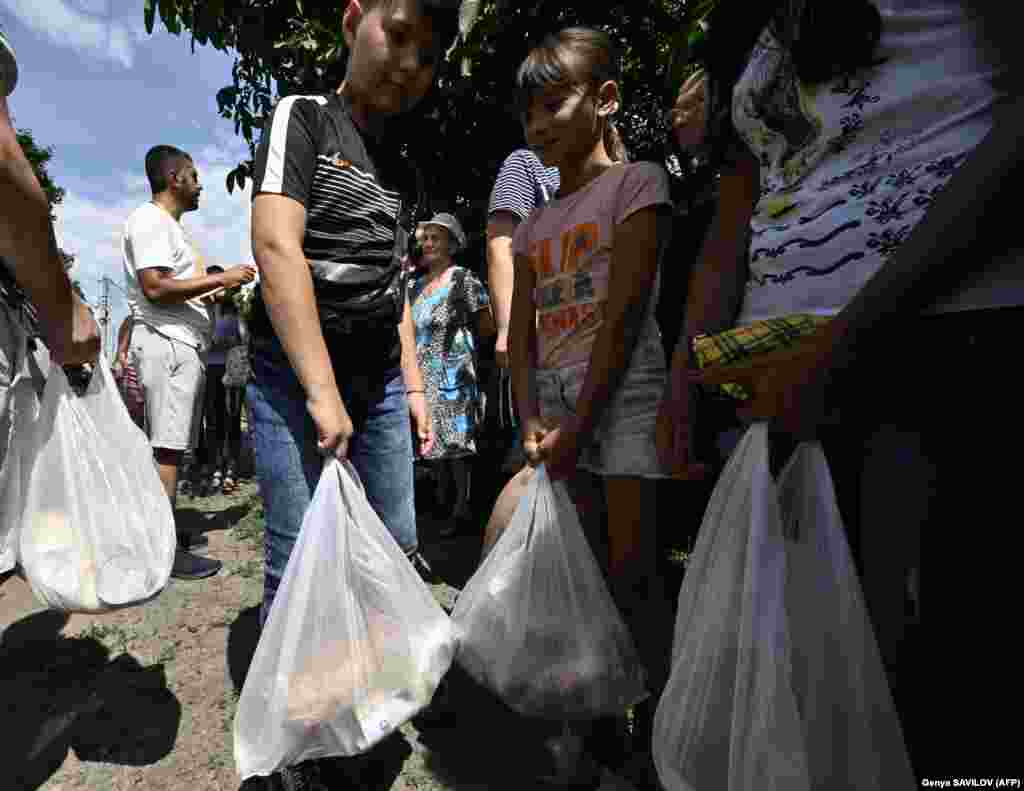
[171, 548, 222, 580]
[177, 531, 209, 551]
[0, 30, 18, 98]
[407, 550, 440, 584]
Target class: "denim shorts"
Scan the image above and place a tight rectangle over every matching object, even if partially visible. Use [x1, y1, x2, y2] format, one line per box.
[247, 335, 417, 624]
[535, 333, 668, 479]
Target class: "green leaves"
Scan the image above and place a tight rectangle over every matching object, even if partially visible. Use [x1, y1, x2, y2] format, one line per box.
[141, 0, 720, 217]
[225, 162, 253, 195]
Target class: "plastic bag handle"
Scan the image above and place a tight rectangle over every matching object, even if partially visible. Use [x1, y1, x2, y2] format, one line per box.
[84, 353, 116, 397]
[521, 463, 549, 549]
[325, 457, 367, 498]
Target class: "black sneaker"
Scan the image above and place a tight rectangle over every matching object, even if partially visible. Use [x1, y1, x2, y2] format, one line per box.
[171, 548, 222, 580]
[278, 761, 328, 791]
[177, 531, 209, 550]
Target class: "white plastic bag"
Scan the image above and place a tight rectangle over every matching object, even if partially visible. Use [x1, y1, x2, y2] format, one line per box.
[453, 464, 647, 719]
[18, 357, 175, 612]
[0, 364, 41, 574]
[652, 424, 914, 791]
[233, 459, 455, 780]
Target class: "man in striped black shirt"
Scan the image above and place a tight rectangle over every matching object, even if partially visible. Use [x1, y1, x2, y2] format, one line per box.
[247, 0, 460, 635]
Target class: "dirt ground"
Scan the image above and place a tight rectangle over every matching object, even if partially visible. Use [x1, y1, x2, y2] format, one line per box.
[0, 463, 692, 791]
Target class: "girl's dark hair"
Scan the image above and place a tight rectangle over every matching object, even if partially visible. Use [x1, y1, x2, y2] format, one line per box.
[516, 27, 629, 162]
[698, 0, 882, 165]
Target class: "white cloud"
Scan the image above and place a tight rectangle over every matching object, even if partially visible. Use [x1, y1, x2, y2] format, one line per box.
[2, 0, 139, 68]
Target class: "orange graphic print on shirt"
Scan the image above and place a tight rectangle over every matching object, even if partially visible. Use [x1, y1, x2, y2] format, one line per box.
[528, 222, 604, 366]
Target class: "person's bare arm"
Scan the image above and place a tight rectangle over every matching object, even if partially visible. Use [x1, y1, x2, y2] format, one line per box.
[486, 211, 519, 367]
[656, 151, 759, 474]
[116, 314, 133, 366]
[574, 207, 672, 440]
[679, 151, 759, 344]
[252, 193, 353, 457]
[137, 265, 254, 306]
[0, 97, 99, 364]
[399, 296, 433, 456]
[509, 251, 540, 426]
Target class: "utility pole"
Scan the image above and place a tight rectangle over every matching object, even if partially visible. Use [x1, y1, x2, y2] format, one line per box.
[99, 275, 131, 359]
[95, 275, 112, 358]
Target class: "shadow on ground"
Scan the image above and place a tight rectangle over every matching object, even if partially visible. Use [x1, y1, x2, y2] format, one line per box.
[0, 609, 181, 791]
[412, 664, 562, 790]
[176, 502, 256, 541]
[226, 604, 262, 694]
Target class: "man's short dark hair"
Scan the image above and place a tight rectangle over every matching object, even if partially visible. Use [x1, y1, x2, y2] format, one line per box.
[145, 145, 192, 194]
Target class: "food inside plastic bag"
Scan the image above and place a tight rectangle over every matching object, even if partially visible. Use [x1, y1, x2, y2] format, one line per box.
[454, 465, 647, 720]
[283, 617, 442, 732]
[234, 460, 456, 780]
[24, 510, 100, 610]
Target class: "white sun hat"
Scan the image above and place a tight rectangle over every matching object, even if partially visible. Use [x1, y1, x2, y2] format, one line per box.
[422, 212, 467, 251]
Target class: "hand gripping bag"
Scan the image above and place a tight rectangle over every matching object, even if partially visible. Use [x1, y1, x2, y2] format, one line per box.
[453, 464, 647, 719]
[233, 460, 455, 780]
[18, 357, 175, 612]
[652, 424, 914, 791]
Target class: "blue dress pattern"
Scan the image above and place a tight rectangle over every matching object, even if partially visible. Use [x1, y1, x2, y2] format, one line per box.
[410, 266, 490, 460]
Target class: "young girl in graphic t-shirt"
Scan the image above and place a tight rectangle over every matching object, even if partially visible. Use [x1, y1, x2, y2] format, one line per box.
[508, 26, 674, 780]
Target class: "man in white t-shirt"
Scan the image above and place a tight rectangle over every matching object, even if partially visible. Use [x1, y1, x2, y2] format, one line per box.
[122, 145, 255, 580]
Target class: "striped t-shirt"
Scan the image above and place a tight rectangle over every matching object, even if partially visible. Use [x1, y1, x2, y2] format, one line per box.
[488, 149, 560, 221]
[251, 92, 414, 368]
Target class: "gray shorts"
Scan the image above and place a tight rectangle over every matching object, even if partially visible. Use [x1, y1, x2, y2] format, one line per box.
[131, 322, 205, 452]
[536, 333, 668, 479]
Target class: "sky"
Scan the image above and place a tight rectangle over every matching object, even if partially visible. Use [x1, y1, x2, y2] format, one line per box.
[2, 0, 257, 354]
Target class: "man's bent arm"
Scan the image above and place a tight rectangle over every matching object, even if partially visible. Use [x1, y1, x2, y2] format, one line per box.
[251, 194, 342, 407]
[0, 96, 98, 363]
[137, 266, 248, 305]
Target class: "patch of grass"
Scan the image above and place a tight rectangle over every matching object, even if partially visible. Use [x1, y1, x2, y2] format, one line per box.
[157, 642, 177, 664]
[229, 559, 263, 579]
[221, 685, 241, 734]
[78, 622, 135, 654]
[230, 504, 266, 547]
[207, 751, 230, 771]
[667, 547, 691, 567]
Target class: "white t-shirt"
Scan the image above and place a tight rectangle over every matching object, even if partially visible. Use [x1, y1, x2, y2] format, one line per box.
[122, 203, 211, 350]
[734, 0, 1006, 324]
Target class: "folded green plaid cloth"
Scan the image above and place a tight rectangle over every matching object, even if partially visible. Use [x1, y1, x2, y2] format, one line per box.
[693, 314, 831, 400]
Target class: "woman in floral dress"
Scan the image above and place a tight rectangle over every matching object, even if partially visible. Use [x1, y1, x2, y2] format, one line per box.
[410, 213, 495, 535]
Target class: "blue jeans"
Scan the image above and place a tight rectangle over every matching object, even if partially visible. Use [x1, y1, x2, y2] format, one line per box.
[247, 336, 417, 624]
